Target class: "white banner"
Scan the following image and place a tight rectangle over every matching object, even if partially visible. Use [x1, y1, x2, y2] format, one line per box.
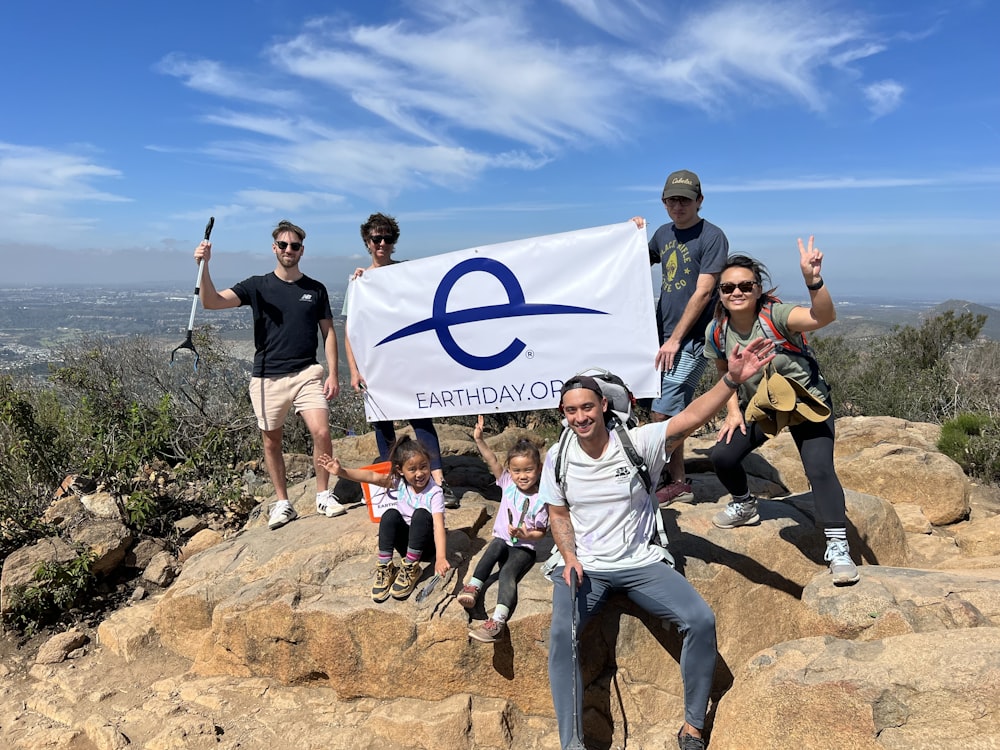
[347, 221, 660, 421]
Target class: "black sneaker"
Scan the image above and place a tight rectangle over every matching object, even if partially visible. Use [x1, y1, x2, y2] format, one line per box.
[677, 727, 706, 750]
[442, 482, 460, 509]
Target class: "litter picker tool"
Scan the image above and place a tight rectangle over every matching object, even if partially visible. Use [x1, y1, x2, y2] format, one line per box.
[171, 217, 215, 369]
[416, 567, 454, 604]
[566, 567, 586, 750]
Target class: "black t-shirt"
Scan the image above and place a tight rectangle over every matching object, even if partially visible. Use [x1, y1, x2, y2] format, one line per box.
[231, 273, 333, 377]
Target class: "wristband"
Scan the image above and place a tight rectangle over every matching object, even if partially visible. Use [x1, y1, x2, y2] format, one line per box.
[806, 277, 825, 291]
[722, 374, 739, 389]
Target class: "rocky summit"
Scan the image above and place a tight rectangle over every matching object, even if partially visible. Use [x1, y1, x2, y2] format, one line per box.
[2, 417, 1000, 749]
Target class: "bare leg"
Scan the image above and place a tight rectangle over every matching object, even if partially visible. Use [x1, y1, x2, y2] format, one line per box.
[261, 427, 288, 500]
[300, 408, 332, 494]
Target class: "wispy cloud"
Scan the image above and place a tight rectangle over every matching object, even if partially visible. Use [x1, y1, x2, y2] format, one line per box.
[0, 143, 130, 239]
[614, 1, 882, 112]
[712, 168, 1000, 192]
[714, 175, 934, 192]
[157, 1, 923, 202]
[864, 79, 905, 118]
[272, 9, 624, 150]
[156, 53, 302, 108]
[557, 0, 663, 40]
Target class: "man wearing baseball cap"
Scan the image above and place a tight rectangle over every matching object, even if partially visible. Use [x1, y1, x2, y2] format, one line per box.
[632, 170, 730, 507]
[541, 338, 776, 750]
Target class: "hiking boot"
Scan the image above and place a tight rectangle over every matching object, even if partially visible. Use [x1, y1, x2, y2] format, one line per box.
[390, 560, 421, 599]
[267, 500, 297, 530]
[442, 482, 461, 509]
[677, 727, 706, 750]
[456, 584, 479, 609]
[372, 561, 398, 603]
[469, 618, 504, 643]
[316, 490, 347, 518]
[712, 497, 760, 529]
[656, 480, 694, 508]
[825, 538, 860, 585]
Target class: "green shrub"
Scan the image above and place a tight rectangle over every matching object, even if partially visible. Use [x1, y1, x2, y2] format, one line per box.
[2, 549, 98, 636]
[812, 311, 988, 423]
[939, 412, 1000, 482]
[0, 376, 66, 558]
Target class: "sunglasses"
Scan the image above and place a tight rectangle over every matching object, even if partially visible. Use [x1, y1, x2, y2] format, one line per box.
[719, 281, 758, 295]
[275, 240, 303, 251]
[369, 234, 396, 245]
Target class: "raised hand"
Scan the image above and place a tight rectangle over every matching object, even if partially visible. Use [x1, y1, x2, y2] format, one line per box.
[473, 414, 485, 442]
[726, 337, 776, 383]
[317, 454, 341, 475]
[798, 235, 823, 285]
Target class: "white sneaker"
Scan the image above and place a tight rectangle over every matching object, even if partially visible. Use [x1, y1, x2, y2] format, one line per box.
[316, 490, 347, 518]
[267, 500, 297, 530]
[825, 538, 860, 585]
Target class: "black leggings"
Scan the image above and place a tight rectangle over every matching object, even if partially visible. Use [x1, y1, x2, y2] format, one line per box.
[710, 411, 847, 529]
[378, 507, 436, 560]
[470, 537, 537, 611]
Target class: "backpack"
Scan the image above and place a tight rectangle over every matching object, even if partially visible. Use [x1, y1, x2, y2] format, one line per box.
[542, 369, 672, 580]
[707, 300, 821, 385]
[553, 368, 650, 495]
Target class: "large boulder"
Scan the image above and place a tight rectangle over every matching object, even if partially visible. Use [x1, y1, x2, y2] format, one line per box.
[757, 416, 970, 525]
[153, 483, 907, 742]
[0, 537, 77, 613]
[710, 629, 1000, 749]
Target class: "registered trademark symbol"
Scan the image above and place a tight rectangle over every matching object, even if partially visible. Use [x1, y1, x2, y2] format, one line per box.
[525, 349, 534, 359]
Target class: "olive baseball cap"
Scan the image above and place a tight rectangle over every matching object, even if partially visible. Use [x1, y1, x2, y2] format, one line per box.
[662, 170, 702, 200]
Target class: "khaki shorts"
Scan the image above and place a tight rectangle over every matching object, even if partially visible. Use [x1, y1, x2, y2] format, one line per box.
[249, 364, 328, 431]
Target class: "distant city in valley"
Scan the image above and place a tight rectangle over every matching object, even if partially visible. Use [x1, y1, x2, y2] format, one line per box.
[2, 283, 998, 381]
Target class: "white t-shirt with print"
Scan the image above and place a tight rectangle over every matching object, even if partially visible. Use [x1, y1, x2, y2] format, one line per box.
[539, 422, 669, 572]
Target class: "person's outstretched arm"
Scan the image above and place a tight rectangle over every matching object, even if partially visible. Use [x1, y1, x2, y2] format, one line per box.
[472, 415, 503, 480]
[787, 235, 836, 333]
[665, 337, 775, 455]
[193, 241, 240, 310]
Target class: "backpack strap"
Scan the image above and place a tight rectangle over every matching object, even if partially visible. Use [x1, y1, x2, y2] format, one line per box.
[758, 301, 805, 355]
[550, 422, 671, 568]
[614, 423, 670, 550]
[714, 301, 823, 387]
[611, 422, 651, 494]
[554, 426, 576, 495]
[707, 318, 726, 359]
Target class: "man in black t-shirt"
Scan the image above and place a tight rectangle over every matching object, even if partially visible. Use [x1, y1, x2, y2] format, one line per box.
[194, 219, 344, 530]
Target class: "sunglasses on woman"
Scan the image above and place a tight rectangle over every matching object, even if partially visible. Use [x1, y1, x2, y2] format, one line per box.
[718, 281, 758, 295]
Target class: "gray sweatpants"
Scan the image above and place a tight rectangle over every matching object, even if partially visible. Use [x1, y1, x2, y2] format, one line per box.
[548, 562, 717, 747]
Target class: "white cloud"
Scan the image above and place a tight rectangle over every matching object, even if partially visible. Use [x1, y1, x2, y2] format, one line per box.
[0, 143, 131, 240]
[233, 190, 346, 213]
[614, 1, 884, 112]
[714, 175, 933, 192]
[156, 53, 302, 108]
[271, 10, 624, 150]
[864, 79, 905, 118]
[557, 0, 662, 39]
[157, 1, 917, 202]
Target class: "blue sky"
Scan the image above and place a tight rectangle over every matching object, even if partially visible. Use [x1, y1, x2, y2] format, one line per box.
[2, 0, 998, 302]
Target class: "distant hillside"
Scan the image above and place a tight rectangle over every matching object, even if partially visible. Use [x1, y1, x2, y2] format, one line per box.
[926, 300, 1000, 341]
